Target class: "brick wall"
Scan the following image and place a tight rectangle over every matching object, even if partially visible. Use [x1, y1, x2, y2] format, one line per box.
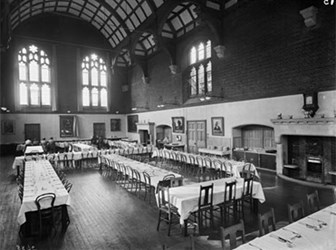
[130, 0, 335, 108]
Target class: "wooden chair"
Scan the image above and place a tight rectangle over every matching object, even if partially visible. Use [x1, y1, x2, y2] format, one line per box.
[223, 161, 233, 178]
[35, 192, 57, 239]
[220, 219, 245, 250]
[237, 176, 254, 219]
[288, 200, 305, 223]
[306, 190, 320, 214]
[163, 174, 179, 187]
[195, 155, 204, 181]
[143, 171, 155, 204]
[218, 180, 237, 224]
[212, 159, 224, 178]
[196, 183, 214, 235]
[241, 163, 256, 179]
[156, 186, 180, 236]
[258, 208, 276, 236]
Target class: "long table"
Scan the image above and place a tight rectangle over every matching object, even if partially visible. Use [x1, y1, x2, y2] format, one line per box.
[12, 146, 156, 171]
[72, 143, 96, 152]
[169, 177, 265, 225]
[18, 160, 71, 226]
[235, 203, 336, 250]
[100, 154, 183, 189]
[152, 149, 260, 179]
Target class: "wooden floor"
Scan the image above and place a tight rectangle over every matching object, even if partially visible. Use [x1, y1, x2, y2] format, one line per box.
[0, 154, 335, 250]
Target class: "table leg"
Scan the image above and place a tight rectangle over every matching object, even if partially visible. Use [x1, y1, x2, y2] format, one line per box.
[183, 219, 188, 236]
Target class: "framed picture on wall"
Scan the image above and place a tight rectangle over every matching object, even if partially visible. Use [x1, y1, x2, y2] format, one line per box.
[211, 117, 224, 136]
[1, 119, 15, 135]
[172, 117, 185, 133]
[60, 116, 76, 137]
[110, 119, 121, 131]
[127, 115, 138, 133]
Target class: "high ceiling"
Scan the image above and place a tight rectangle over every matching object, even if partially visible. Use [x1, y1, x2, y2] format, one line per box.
[1, 0, 242, 61]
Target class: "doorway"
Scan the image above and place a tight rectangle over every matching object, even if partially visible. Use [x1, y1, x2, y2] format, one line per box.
[187, 120, 206, 153]
[93, 123, 106, 138]
[24, 124, 41, 142]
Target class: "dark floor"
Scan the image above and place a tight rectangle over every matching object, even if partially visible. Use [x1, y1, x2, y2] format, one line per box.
[0, 154, 335, 250]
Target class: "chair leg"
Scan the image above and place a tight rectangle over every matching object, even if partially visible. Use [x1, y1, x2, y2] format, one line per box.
[157, 211, 162, 231]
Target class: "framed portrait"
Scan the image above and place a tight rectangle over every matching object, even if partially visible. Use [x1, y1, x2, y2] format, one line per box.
[60, 115, 76, 137]
[172, 117, 185, 133]
[211, 117, 224, 136]
[1, 119, 15, 135]
[110, 119, 121, 131]
[127, 115, 138, 133]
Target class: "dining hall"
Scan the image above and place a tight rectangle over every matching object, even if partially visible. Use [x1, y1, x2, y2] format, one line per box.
[0, 0, 335, 249]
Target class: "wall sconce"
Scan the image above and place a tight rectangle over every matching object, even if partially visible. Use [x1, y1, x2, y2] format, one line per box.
[131, 106, 149, 112]
[214, 45, 225, 59]
[199, 88, 225, 102]
[300, 6, 318, 28]
[169, 65, 178, 74]
[142, 75, 150, 84]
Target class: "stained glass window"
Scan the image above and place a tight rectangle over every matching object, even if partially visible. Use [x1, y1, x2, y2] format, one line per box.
[17, 45, 51, 107]
[188, 40, 212, 97]
[81, 54, 108, 108]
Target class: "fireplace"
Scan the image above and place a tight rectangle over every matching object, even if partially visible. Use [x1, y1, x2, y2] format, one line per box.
[306, 156, 323, 183]
[271, 116, 336, 184]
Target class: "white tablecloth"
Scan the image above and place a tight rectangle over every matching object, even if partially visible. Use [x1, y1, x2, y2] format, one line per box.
[17, 160, 71, 225]
[236, 203, 336, 250]
[24, 146, 44, 155]
[100, 154, 183, 189]
[169, 177, 265, 224]
[152, 149, 259, 179]
[72, 143, 95, 152]
[198, 148, 231, 157]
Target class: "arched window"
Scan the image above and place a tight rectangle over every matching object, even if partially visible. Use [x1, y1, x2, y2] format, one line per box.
[188, 40, 212, 97]
[18, 45, 51, 107]
[81, 54, 108, 108]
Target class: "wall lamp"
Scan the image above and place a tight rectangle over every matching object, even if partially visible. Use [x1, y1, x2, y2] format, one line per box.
[131, 106, 149, 111]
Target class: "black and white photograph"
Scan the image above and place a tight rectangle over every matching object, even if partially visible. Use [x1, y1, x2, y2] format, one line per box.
[211, 117, 224, 136]
[110, 118, 121, 131]
[172, 117, 185, 133]
[0, 1, 335, 250]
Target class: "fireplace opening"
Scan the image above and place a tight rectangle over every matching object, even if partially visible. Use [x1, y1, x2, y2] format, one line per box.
[306, 156, 323, 183]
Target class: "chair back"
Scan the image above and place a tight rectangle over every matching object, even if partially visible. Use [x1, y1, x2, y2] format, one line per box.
[288, 200, 305, 223]
[133, 168, 141, 181]
[35, 192, 56, 210]
[212, 159, 223, 171]
[188, 155, 196, 165]
[220, 219, 245, 250]
[224, 180, 236, 204]
[204, 157, 212, 169]
[224, 161, 233, 177]
[307, 190, 320, 214]
[143, 171, 151, 186]
[157, 186, 171, 213]
[162, 174, 179, 187]
[242, 163, 255, 179]
[199, 183, 214, 210]
[196, 155, 204, 167]
[258, 208, 276, 236]
[242, 177, 253, 197]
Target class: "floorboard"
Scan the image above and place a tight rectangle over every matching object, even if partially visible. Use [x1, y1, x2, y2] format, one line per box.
[0, 155, 334, 249]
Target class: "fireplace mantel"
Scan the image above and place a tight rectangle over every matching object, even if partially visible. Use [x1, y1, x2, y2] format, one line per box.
[136, 122, 155, 132]
[271, 117, 336, 143]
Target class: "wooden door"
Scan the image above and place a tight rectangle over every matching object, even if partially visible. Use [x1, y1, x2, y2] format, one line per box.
[93, 123, 106, 138]
[187, 120, 206, 153]
[24, 124, 41, 141]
